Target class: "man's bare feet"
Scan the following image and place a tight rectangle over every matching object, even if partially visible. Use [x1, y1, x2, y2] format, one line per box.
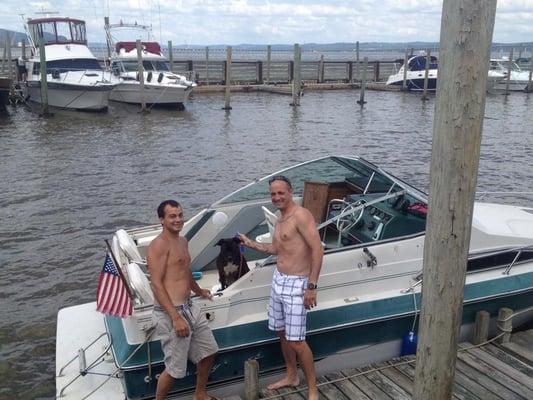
[266, 376, 300, 390]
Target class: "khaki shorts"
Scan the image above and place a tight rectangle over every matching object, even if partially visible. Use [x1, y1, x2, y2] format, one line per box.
[153, 301, 218, 379]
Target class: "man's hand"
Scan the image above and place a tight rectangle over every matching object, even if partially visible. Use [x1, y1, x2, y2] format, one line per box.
[197, 288, 213, 300]
[238, 233, 254, 249]
[172, 316, 190, 337]
[304, 289, 317, 309]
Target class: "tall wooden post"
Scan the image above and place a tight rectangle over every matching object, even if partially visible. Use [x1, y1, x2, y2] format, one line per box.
[38, 38, 49, 115]
[244, 360, 259, 400]
[167, 41, 173, 72]
[1, 41, 6, 74]
[402, 48, 409, 91]
[21, 39, 26, 61]
[266, 45, 271, 84]
[291, 43, 301, 106]
[6, 33, 13, 81]
[412, 2, 497, 400]
[504, 48, 513, 95]
[205, 46, 209, 85]
[355, 41, 360, 81]
[136, 40, 147, 112]
[223, 46, 232, 110]
[357, 56, 367, 106]
[422, 49, 431, 100]
[104, 17, 111, 60]
[318, 54, 324, 83]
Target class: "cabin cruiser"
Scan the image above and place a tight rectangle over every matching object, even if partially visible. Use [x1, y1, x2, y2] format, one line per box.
[488, 58, 532, 92]
[105, 22, 196, 108]
[21, 17, 115, 111]
[386, 54, 438, 91]
[56, 155, 533, 399]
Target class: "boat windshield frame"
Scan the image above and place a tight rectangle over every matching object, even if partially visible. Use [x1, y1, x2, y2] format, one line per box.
[27, 17, 87, 46]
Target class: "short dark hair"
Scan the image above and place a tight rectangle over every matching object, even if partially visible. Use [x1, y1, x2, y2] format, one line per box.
[268, 175, 292, 189]
[157, 200, 181, 218]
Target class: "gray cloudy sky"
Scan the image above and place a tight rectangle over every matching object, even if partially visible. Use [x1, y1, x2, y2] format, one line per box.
[2, 1, 532, 45]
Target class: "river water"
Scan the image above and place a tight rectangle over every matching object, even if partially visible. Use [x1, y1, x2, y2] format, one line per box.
[1, 89, 532, 399]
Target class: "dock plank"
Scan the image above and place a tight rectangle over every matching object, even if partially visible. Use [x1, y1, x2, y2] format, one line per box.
[360, 365, 411, 400]
[341, 368, 394, 399]
[510, 331, 533, 349]
[483, 344, 533, 377]
[324, 371, 371, 400]
[501, 341, 533, 364]
[316, 376, 351, 400]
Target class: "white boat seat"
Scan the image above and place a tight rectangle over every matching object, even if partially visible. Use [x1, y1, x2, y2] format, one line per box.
[126, 262, 154, 305]
[256, 206, 278, 243]
[116, 229, 144, 264]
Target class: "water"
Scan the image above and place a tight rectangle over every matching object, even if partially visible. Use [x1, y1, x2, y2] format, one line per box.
[1, 89, 532, 399]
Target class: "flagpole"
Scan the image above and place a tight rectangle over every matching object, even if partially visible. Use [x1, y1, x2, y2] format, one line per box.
[105, 239, 135, 300]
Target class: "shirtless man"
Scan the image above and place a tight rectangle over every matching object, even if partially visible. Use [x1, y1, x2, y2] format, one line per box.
[148, 200, 218, 400]
[239, 175, 323, 400]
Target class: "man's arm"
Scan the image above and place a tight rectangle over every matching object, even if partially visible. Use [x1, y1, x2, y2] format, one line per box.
[239, 233, 277, 255]
[147, 238, 189, 337]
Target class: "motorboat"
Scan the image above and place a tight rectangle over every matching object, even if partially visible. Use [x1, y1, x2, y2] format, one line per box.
[105, 22, 196, 108]
[56, 155, 533, 399]
[488, 58, 532, 92]
[386, 54, 438, 91]
[21, 17, 116, 111]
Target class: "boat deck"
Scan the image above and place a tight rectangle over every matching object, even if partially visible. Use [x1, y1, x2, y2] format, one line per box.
[260, 328, 533, 400]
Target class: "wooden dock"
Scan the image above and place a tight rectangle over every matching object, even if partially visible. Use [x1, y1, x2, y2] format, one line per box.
[258, 328, 533, 400]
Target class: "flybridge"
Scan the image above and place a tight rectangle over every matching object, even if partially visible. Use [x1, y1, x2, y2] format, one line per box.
[27, 17, 87, 47]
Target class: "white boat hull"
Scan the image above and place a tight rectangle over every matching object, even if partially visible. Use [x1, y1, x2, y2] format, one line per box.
[27, 82, 112, 111]
[109, 81, 193, 105]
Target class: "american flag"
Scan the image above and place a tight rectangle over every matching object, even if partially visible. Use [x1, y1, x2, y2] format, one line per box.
[96, 254, 132, 317]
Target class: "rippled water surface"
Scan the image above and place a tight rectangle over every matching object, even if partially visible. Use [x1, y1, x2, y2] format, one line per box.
[1, 89, 532, 399]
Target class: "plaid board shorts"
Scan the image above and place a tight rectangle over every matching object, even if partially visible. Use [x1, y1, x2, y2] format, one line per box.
[152, 301, 218, 379]
[268, 269, 309, 341]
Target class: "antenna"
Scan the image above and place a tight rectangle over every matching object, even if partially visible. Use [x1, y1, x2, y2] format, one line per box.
[158, 2, 162, 44]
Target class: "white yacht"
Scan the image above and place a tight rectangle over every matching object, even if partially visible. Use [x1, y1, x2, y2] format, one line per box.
[488, 58, 532, 92]
[105, 22, 196, 108]
[386, 54, 438, 91]
[22, 17, 115, 111]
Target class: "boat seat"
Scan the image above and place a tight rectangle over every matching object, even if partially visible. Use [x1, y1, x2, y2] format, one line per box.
[256, 206, 278, 243]
[126, 262, 154, 305]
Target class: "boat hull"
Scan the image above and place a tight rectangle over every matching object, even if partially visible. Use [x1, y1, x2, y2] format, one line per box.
[109, 82, 193, 105]
[26, 81, 113, 111]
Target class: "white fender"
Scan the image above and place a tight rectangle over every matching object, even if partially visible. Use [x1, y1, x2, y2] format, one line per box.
[126, 262, 154, 305]
[115, 229, 143, 263]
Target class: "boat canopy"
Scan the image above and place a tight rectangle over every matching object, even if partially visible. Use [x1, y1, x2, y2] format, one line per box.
[116, 41, 162, 55]
[27, 17, 87, 45]
[408, 55, 438, 71]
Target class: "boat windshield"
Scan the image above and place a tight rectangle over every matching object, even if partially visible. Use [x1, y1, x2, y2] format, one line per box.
[119, 60, 169, 72]
[37, 59, 103, 73]
[28, 18, 87, 45]
[409, 56, 438, 71]
[214, 156, 398, 205]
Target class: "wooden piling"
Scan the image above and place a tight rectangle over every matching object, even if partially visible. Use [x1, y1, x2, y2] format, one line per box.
[205, 46, 209, 85]
[355, 41, 360, 81]
[244, 360, 259, 400]
[223, 46, 232, 110]
[104, 17, 111, 60]
[38, 38, 50, 115]
[357, 56, 367, 105]
[291, 43, 301, 106]
[318, 54, 324, 83]
[402, 48, 409, 91]
[496, 307, 513, 344]
[421, 49, 430, 101]
[266, 45, 271, 84]
[136, 39, 147, 112]
[412, 1, 497, 400]
[21, 39, 26, 61]
[505, 48, 513, 95]
[1, 40, 6, 74]
[472, 310, 490, 345]
[168, 41, 173, 72]
[6, 34, 13, 81]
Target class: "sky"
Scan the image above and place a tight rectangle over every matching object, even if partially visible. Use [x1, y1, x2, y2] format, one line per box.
[2, 1, 533, 45]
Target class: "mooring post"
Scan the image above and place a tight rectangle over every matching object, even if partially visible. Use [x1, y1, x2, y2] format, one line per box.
[205, 46, 209, 85]
[402, 48, 409, 91]
[136, 39, 147, 113]
[421, 49, 430, 101]
[357, 56, 367, 106]
[266, 45, 271, 85]
[6, 33, 13, 81]
[1, 39, 6, 74]
[497, 307, 513, 344]
[21, 39, 26, 61]
[355, 41, 360, 82]
[318, 54, 324, 83]
[38, 37, 50, 115]
[167, 41, 173, 73]
[518, 44, 523, 61]
[412, 1, 496, 400]
[244, 359, 259, 400]
[291, 43, 301, 106]
[472, 310, 490, 345]
[505, 48, 513, 95]
[223, 46, 232, 110]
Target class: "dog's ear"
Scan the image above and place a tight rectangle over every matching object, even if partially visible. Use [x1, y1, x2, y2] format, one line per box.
[214, 239, 224, 246]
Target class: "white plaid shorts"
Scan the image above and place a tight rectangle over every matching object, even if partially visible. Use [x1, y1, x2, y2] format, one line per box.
[268, 269, 308, 341]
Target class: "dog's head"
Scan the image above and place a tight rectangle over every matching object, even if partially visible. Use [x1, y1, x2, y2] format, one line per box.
[215, 237, 242, 264]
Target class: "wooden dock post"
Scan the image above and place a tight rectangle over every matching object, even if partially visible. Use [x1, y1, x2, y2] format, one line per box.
[223, 46, 232, 110]
[318, 54, 324, 83]
[104, 17, 111, 60]
[402, 48, 409, 91]
[266, 45, 271, 84]
[472, 310, 490, 345]
[21, 39, 26, 61]
[6, 33, 13, 81]
[421, 49, 430, 101]
[497, 307, 513, 344]
[1, 39, 6, 74]
[38, 37, 50, 116]
[504, 48, 513, 95]
[244, 359, 259, 400]
[168, 41, 173, 72]
[136, 40, 147, 113]
[205, 46, 209, 85]
[357, 56, 367, 106]
[291, 43, 301, 106]
[412, 1, 496, 400]
[355, 41, 360, 81]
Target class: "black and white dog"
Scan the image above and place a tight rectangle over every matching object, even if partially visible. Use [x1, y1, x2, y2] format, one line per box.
[215, 237, 250, 290]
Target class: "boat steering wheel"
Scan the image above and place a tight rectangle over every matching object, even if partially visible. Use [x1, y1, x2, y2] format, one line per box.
[336, 200, 366, 233]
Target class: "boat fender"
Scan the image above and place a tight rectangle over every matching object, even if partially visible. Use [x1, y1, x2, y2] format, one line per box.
[400, 330, 418, 356]
[146, 71, 153, 82]
[115, 229, 143, 263]
[52, 69, 60, 79]
[157, 72, 163, 83]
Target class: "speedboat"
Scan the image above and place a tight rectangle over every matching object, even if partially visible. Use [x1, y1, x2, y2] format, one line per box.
[386, 54, 438, 91]
[21, 17, 116, 111]
[105, 22, 196, 108]
[488, 58, 532, 92]
[56, 155, 533, 399]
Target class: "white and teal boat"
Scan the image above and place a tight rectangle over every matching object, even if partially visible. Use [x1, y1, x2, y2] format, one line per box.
[56, 156, 533, 399]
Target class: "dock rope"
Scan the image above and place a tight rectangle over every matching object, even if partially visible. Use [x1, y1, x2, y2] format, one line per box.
[259, 305, 533, 400]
